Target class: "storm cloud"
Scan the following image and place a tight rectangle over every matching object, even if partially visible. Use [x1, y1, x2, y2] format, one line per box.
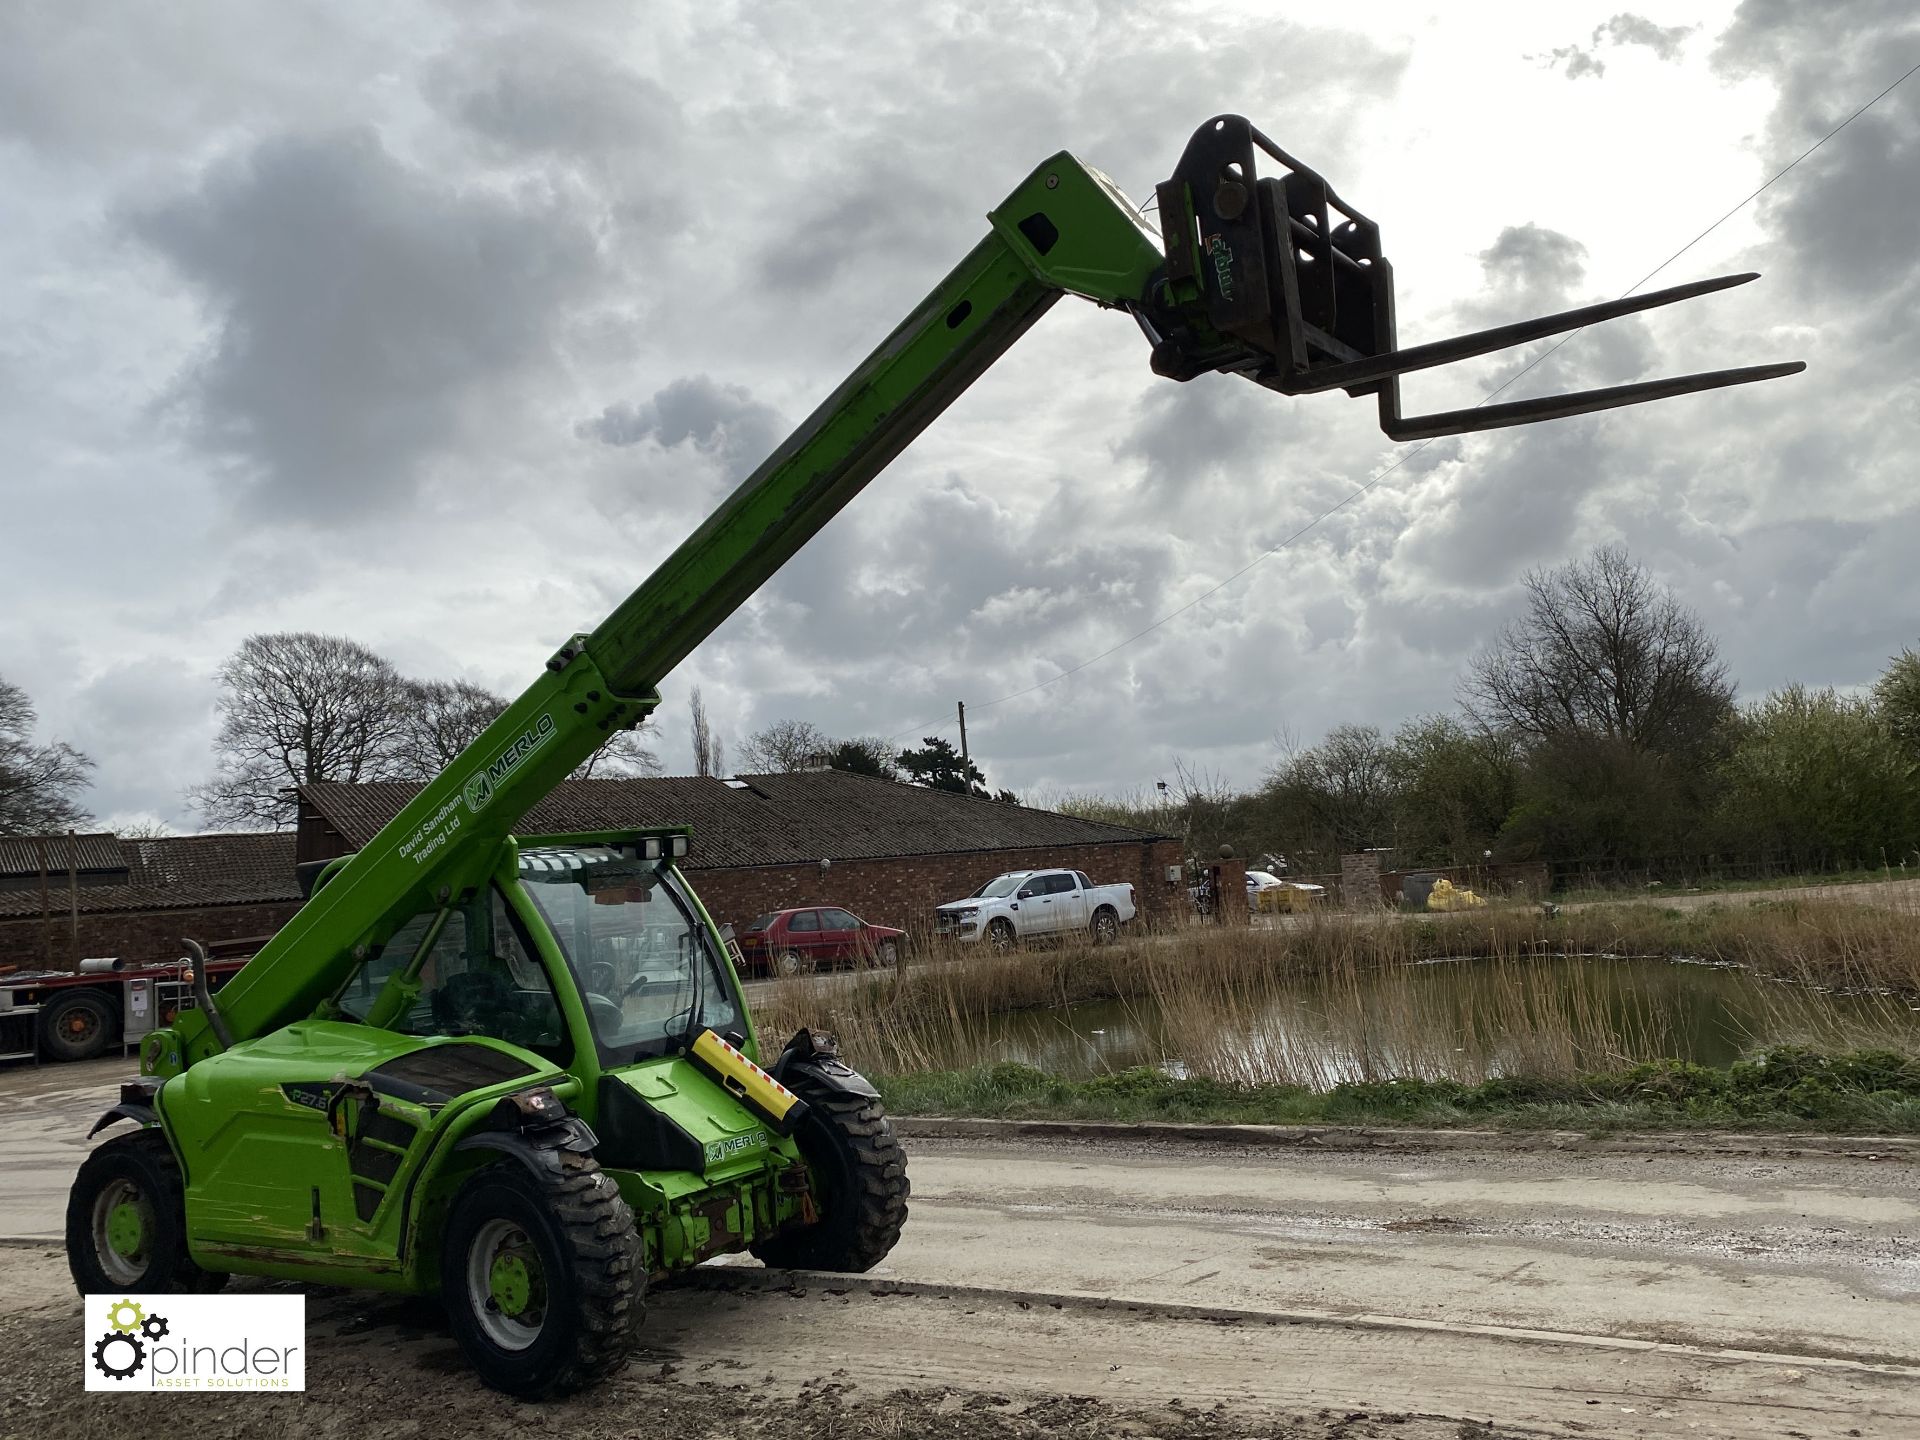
[1, 1, 1915, 831]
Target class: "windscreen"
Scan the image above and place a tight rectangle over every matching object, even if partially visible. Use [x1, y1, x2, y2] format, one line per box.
[975, 874, 1027, 899]
[518, 849, 741, 1065]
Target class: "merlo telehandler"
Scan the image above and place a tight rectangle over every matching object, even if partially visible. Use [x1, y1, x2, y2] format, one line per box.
[63, 116, 1801, 1395]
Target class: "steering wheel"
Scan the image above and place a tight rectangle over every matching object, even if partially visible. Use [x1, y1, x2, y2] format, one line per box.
[585, 992, 624, 1035]
[586, 959, 619, 997]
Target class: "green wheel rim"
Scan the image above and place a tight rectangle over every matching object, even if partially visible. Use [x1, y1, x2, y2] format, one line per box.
[468, 1218, 548, 1351]
[106, 1200, 147, 1258]
[91, 1179, 153, 1285]
[489, 1253, 532, 1317]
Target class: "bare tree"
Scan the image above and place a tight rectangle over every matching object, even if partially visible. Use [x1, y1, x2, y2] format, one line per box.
[393, 679, 507, 778]
[113, 818, 177, 840]
[397, 676, 660, 781]
[575, 726, 663, 780]
[0, 676, 93, 834]
[738, 718, 831, 773]
[189, 633, 408, 829]
[1264, 724, 1396, 854]
[689, 687, 717, 777]
[1461, 545, 1733, 756]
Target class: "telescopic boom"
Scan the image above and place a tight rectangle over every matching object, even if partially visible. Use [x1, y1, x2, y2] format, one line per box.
[169, 116, 1801, 1066]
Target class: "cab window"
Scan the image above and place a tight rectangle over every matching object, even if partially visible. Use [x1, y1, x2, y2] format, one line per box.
[334, 888, 570, 1063]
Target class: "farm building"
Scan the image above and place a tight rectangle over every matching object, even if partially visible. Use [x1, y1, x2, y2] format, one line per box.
[0, 832, 302, 970]
[297, 771, 1182, 936]
[0, 773, 1180, 973]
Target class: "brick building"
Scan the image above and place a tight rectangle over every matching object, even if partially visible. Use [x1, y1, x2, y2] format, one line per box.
[298, 772, 1183, 935]
[0, 832, 303, 970]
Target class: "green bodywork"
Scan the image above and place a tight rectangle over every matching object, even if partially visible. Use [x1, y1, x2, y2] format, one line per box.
[119, 151, 1174, 1291]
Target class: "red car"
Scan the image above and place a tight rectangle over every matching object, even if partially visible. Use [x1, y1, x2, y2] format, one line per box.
[735, 906, 906, 976]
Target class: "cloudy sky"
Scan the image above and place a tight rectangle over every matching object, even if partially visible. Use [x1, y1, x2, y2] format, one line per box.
[2, 0, 1916, 832]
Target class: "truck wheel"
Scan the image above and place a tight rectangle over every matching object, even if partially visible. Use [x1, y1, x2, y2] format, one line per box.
[1090, 906, 1120, 945]
[42, 990, 117, 1062]
[441, 1153, 645, 1398]
[987, 919, 1017, 953]
[67, 1129, 225, 1294]
[750, 1070, 909, 1273]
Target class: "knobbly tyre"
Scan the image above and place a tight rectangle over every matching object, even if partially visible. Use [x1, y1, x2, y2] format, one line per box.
[62, 115, 1800, 1396]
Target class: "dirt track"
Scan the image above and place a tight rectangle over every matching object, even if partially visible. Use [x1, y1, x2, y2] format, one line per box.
[6, 1060, 1918, 1438]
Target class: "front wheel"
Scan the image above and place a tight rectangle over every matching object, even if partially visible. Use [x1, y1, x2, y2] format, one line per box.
[441, 1153, 644, 1397]
[986, 919, 1017, 953]
[750, 1070, 909, 1273]
[67, 1129, 225, 1295]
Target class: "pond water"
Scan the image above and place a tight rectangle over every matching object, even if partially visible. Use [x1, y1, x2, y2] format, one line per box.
[921, 954, 1916, 1085]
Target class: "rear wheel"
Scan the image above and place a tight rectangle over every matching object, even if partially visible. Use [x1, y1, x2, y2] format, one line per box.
[751, 1071, 908, 1273]
[67, 1129, 225, 1294]
[774, 950, 815, 977]
[1090, 906, 1120, 945]
[441, 1154, 645, 1397]
[42, 990, 116, 1062]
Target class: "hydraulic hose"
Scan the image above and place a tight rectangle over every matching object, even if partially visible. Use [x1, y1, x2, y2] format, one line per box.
[182, 937, 236, 1051]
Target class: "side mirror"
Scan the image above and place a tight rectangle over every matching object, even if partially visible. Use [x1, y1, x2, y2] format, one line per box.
[1016, 888, 1035, 900]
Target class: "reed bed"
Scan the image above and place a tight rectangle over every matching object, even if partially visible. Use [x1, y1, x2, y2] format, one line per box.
[753, 890, 1920, 1088]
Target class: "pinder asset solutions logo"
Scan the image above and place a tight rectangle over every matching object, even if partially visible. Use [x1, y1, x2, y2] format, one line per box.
[84, 1294, 305, 1391]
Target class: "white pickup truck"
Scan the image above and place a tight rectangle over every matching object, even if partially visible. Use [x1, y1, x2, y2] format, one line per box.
[934, 868, 1136, 949]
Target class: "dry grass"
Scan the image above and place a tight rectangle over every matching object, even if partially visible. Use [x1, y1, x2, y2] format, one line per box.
[754, 892, 1920, 1088]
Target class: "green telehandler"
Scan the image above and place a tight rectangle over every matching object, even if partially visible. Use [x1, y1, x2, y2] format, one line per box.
[63, 116, 1801, 1395]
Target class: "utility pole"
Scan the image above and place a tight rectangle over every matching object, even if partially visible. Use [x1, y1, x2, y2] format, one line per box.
[956, 701, 969, 767]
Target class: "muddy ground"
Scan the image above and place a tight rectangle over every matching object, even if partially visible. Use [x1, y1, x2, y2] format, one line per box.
[6, 1060, 1918, 1436]
[7, 1247, 1515, 1440]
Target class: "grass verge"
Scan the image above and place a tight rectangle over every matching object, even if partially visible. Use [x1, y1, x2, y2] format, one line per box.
[877, 1046, 1920, 1134]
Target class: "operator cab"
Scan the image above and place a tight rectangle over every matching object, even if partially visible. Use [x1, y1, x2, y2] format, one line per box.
[329, 830, 741, 1068]
[514, 838, 743, 1063]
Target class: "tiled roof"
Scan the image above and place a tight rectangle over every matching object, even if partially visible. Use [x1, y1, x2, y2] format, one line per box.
[301, 772, 1172, 870]
[0, 832, 301, 918]
[0, 832, 127, 878]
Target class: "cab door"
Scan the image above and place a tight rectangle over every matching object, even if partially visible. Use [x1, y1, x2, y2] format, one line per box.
[1055, 873, 1091, 932]
[817, 908, 862, 964]
[785, 908, 825, 966]
[1021, 873, 1064, 934]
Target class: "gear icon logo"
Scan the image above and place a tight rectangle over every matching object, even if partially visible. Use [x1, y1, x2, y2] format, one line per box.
[91, 1300, 167, 1382]
[91, 1331, 146, 1380]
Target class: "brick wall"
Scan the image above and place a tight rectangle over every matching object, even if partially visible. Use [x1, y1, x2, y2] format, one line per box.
[0, 900, 302, 972]
[0, 840, 1188, 972]
[1341, 851, 1385, 909]
[687, 839, 1186, 940]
